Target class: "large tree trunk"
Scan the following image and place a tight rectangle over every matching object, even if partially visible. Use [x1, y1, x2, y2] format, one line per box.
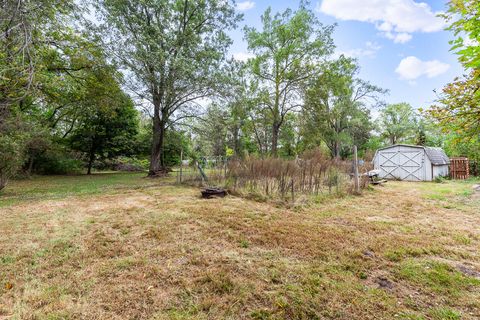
[148, 108, 166, 176]
[330, 140, 340, 159]
[232, 124, 241, 158]
[334, 142, 341, 159]
[271, 122, 279, 157]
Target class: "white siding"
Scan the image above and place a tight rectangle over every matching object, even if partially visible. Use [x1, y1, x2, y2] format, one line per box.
[425, 156, 433, 181]
[374, 145, 430, 181]
[433, 165, 449, 178]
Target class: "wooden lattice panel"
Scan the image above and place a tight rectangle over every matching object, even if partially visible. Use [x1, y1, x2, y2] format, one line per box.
[450, 157, 469, 180]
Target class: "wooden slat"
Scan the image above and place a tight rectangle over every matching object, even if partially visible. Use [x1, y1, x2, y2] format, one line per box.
[450, 157, 469, 180]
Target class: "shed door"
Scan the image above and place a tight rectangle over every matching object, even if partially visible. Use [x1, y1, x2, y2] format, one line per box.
[378, 148, 425, 181]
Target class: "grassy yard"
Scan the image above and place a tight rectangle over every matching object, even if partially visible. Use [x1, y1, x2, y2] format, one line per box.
[0, 173, 479, 319]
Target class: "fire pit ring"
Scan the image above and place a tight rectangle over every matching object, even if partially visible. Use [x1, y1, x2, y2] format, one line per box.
[201, 187, 227, 199]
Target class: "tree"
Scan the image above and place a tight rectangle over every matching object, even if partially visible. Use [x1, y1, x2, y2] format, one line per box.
[0, 0, 77, 188]
[220, 62, 253, 158]
[1, 0, 38, 119]
[0, 0, 77, 120]
[193, 60, 254, 158]
[426, 1, 480, 161]
[68, 70, 138, 174]
[95, 0, 240, 176]
[429, 1, 480, 143]
[38, 31, 111, 138]
[378, 103, 417, 145]
[427, 70, 480, 154]
[302, 56, 384, 158]
[277, 113, 299, 158]
[244, 4, 334, 156]
[443, 0, 480, 70]
[413, 117, 443, 147]
[194, 104, 229, 157]
[0, 120, 28, 190]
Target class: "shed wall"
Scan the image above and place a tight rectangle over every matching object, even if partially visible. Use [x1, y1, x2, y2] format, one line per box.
[375, 145, 431, 181]
[433, 165, 449, 178]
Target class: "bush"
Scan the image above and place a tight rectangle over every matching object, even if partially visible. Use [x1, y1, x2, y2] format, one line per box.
[434, 176, 446, 183]
[35, 148, 83, 175]
[93, 157, 148, 172]
[113, 157, 148, 172]
[0, 133, 27, 190]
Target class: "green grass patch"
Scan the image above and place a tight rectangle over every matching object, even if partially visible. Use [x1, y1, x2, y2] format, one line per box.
[397, 312, 425, 320]
[419, 180, 477, 201]
[239, 239, 250, 248]
[428, 307, 462, 320]
[0, 255, 15, 265]
[0, 172, 153, 207]
[384, 246, 441, 262]
[396, 259, 480, 296]
[452, 234, 472, 245]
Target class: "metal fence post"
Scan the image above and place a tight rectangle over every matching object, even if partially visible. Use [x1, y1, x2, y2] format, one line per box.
[180, 148, 183, 183]
[353, 145, 360, 194]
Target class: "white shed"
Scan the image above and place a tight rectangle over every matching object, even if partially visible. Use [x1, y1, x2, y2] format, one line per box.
[373, 144, 450, 181]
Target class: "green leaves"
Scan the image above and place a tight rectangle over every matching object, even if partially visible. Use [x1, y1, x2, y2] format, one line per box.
[445, 0, 480, 69]
[95, 0, 240, 170]
[378, 103, 417, 145]
[0, 116, 31, 190]
[302, 56, 383, 158]
[424, 1, 480, 160]
[244, 4, 335, 155]
[427, 70, 480, 159]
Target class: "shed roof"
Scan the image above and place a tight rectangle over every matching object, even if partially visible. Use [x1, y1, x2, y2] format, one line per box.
[375, 144, 450, 165]
[424, 147, 450, 165]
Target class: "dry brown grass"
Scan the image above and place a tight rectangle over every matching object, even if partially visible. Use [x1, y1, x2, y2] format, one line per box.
[0, 174, 479, 319]
[186, 150, 372, 204]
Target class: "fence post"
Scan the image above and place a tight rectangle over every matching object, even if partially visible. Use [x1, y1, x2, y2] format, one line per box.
[353, 145, 360, 194]
[224, 156, 227, 181]
[291, 178, 295, 203]
[180, 148, 183, 183]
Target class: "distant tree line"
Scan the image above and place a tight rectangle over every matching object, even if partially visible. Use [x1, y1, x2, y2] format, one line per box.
[1, 0, 479, 190]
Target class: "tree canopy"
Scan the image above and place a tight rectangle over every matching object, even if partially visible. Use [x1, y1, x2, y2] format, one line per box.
[4, 0, 480, 191]
[95, 0, 241, 175]
[244, 4, 335, 156]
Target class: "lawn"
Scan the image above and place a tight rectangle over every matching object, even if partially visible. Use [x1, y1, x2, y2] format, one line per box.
[0, 173, 479, 319]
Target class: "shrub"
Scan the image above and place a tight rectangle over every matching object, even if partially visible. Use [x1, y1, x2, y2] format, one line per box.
[434, 176, 446, 183]
[35, 148, 83, 175]
[113, 157, 149, 172]
[93, 157, 148, 172]
[0, 133, 26, 190]
[224, 149, 355, 203]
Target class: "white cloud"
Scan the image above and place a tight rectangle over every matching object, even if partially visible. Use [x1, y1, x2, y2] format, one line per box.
[236, 1, 255, 11]
[232, 52, 255, 61]
[384, 32, 412, 44]
[395, 56, 450, 80]
[337, 41, 381, 58]
[318, 0, 445, 43]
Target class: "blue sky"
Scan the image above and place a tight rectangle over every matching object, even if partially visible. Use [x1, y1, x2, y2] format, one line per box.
[229, 0, 463, 111]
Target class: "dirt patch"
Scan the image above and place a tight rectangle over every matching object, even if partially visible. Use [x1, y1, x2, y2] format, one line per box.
[457, 264, 480, 279]
[374, 276, 395, 290]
